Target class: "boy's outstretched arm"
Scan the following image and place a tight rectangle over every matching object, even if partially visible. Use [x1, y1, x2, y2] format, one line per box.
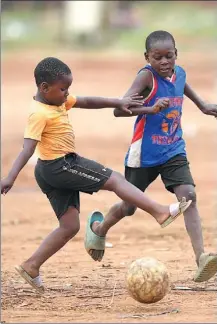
[114, 70, 169, 117]
[74, 94, 143, 115]
[184, 83, 217, 117]
[114, 98, 169, 117]
[1, 139, 37, 194]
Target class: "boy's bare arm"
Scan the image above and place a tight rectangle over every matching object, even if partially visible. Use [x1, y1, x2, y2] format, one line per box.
[74, 94, 143, 114]
[123, 69, 153, 97]
[1, 139, 38, 194]
[114, 98, 169, 117]
[114, 69, 162, 117]
[184, 83, 217, 117]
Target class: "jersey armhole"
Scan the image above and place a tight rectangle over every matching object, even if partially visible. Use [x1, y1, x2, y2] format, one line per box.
[143, 69, 158, 104]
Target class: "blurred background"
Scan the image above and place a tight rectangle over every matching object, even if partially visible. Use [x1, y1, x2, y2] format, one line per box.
[1, 0, 217, 52]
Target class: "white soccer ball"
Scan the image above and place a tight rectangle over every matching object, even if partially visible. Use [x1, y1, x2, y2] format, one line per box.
[126, 257, 170, 304]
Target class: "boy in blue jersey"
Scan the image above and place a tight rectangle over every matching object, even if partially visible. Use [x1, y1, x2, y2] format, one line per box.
[86, 31, 217, 283]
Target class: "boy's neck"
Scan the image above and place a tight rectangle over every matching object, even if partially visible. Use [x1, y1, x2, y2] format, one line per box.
[34, 91, 52, 105]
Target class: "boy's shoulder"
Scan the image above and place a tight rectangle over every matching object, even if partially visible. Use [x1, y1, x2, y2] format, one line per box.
[137, 64, 152, 75]
[174, 65, 186, 74]
[28, 100, 49, 120]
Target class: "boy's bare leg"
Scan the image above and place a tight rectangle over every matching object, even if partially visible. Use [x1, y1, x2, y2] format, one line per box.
[173, 185, 217, 281]
[173, 185, 205, 263]
[92, 171, 190, 236]
[92, 202, 130, 236]
[20, 207, 80, 278]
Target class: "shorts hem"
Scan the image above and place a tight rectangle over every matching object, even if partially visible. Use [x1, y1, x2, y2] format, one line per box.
[166, 182, 196, 193]
[57, 204, 80, 220]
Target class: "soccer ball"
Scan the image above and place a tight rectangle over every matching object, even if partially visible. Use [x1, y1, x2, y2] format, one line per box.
[126, 257, 170, 304]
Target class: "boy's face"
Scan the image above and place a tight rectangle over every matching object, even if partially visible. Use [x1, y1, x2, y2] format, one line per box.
[145, 40, 177, 78]
[40, 74, 73, 106]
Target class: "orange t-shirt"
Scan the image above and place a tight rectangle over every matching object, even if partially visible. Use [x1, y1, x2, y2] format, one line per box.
[24, 96, 77, 160]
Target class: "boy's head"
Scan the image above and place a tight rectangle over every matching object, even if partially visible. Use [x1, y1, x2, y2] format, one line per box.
[34, 57, 72, 106]
[144, 30, 177, 78]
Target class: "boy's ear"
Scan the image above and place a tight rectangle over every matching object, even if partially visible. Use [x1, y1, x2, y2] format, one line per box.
[40, 82, 50, 93]
[175, 48, 178, 58]
[144, 52, 149, 62]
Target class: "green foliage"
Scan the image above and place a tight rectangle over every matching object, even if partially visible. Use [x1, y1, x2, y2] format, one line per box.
[1, 2, 216, 54]
[111, 1, 217, 51]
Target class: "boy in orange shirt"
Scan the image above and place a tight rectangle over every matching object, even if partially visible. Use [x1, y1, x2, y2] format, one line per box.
[1, 57, 191, 293]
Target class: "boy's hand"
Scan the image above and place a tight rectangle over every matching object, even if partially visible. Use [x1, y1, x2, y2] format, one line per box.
[201, 103, 217, 117]
[1, 177, 14, 195]
[118, 94, 144, 114]
[152, 98, 170, 114]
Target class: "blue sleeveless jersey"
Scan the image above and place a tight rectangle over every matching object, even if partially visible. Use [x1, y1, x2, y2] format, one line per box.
[125, 65, 186, 167]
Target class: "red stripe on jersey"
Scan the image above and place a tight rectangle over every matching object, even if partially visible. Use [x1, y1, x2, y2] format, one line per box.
[144, 73, 158, 105]
[132, 116, 146, 143]
[171, 73, 176, 83]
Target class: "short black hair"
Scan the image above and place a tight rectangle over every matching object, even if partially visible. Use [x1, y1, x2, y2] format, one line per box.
[145, 30, 175, 52]
[34, 57, 71, 86]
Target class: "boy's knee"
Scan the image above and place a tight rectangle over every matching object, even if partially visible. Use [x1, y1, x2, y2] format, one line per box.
[181, 190, 197, 205]
[187, 191, 197, 203]
[71, 222, 80, 236]
[60, 222, 80, 240]
[59, 207, 80, 239]
[122, 202, 137, 216]
[176, 186, 197, 206]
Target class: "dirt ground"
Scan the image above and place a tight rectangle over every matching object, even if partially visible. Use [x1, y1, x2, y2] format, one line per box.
[1, 50, 217, 323]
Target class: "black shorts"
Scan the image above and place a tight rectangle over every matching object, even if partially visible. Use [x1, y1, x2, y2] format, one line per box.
[125, 154, 195, 194]
[34, 153, 112, 219]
